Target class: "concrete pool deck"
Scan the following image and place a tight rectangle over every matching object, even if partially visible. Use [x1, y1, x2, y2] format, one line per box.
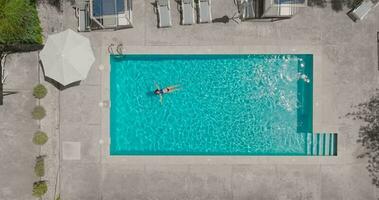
[0, 0, 378, 199]
[59, 0, 379, 198]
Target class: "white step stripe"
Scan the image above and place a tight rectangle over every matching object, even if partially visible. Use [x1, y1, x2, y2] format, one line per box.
[313, 134, 318, 156]
[324, 133, 330, 156]
[330, 133, 334, 156]
[307, 133, 312, 155]
[318, 134, 324, 156]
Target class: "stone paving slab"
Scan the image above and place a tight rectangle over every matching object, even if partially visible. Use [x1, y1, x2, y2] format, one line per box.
[276, 165, 321, 200]
[2, 53, 39, 90]
[102, 164, 235, 200]
[62, 141, 81, 160]
[61, 163, 101, 200]
[0, 91, 38, 130]
[188, 165, 233, 200]
[144, 165, 190, 200]
[0, 128, 39, 200]
[60, 124, 101, 163]
[321, 164, 376, 200]
[232, 165, 278, 200]
[102, 164, 146, 200]
[60, 85, 101, 126]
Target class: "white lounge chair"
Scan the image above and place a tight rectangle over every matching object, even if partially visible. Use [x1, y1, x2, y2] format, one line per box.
[347, 0, 377, 21]
[156, 0, 172, 28]
[238, 0, 255, 20]
[117, 0, 133, 28]
[181, 0, 195, 25]
[198, 0, 212, 23]
[76, 1, 90, 32]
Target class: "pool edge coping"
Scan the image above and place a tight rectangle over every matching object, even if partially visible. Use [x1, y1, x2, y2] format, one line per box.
[99, 45, 345, 165]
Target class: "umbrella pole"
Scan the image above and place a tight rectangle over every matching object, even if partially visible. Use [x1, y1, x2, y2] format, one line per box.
[0, 52, 4, 105]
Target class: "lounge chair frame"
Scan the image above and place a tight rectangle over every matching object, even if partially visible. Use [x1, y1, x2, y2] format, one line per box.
[181, 0, 195, 25]
[155, 0, 173, 28]
[197, 0, 212, 23]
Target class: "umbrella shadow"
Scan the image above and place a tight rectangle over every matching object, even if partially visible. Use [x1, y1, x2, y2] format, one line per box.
[40, 61, 81, 91]
[44, 76, 81, 91]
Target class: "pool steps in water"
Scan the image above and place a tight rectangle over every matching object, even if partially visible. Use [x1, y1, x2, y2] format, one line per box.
[306, 133, 337, 156]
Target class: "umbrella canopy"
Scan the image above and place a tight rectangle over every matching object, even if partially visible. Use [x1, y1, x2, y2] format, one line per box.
[39, 29, 95, 86]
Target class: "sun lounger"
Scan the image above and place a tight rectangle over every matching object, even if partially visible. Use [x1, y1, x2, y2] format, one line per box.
[76, 1, 90, 32]
[347, 0, 376, 21]
[238, 0, 255, 20]
[181, 0, 195, 25]
[118, 0, 133, 28]
[198, 0, 212, 23]
[156, 0, 172, 28]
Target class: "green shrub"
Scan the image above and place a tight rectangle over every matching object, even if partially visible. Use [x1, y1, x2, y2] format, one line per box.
[33, 131, 48, 145]
[32, 181, 47, 198]
[33, 84, 47, 99]
[31, 105, 45, 120]
[34, 156, 45, 177]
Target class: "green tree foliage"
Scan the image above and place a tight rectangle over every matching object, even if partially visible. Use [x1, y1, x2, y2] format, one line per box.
[32, 181, 47, 197]
[0, 0, 43, 45]
[32, 105, 46, 120]
[33, 84, 47, 99]
[33, 131, 48, 145]
[347, 90, 379, 187]
[34, 155, 45, 177]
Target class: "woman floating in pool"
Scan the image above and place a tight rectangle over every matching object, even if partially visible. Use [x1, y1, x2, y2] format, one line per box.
[154, 83, 180, 104]
[154, 85, 180, 95]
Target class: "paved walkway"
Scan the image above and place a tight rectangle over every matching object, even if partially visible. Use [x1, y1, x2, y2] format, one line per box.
[0, 53, 39, 200]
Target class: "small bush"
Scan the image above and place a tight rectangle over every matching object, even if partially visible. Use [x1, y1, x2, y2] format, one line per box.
[32, 181, 47, 198]
[34, 156, 45, 177]
[33, 131, 48, 145]
[32, 106, 46, 120]
[33, 84, 47, 99]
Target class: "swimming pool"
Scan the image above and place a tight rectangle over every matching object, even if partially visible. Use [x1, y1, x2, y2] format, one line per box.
[110, 54, 313, 155]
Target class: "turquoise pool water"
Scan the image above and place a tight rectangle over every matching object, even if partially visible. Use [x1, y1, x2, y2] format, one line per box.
[110, 54, 313, 155]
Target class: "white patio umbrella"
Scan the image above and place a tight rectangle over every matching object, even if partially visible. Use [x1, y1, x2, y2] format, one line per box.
[39, 29, 95, 86]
